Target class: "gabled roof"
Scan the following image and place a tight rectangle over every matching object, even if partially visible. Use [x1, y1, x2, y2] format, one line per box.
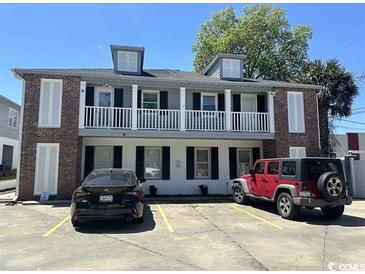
[202, 53, 245, 75]
[0, 94, 20, 109]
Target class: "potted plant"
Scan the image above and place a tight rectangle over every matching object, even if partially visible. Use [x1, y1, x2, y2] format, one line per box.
[199, 184, 208, 196]
[149, 185, 158, 196]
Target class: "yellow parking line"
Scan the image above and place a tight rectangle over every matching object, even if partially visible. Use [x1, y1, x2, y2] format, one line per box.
[43, 215, 70, 237]
[228, 204, 283, 230]
[156, 205, 174, 233]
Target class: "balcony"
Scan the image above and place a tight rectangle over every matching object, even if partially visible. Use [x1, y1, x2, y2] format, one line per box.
[82, 106, 270, 132]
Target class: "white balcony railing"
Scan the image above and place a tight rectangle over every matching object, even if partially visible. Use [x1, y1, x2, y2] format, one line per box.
[186, 110, 226, 131]
[137, 109, 180, 130]
[84, 106, 132, 128]
[231, 112, 269, 132]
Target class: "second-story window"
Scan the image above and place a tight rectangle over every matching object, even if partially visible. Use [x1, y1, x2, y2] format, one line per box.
[201, 93, 217, 111]
[38, 79, 63, 128]
[8, 108, 19, 129]
[142, 90, 159, 109]
[118, 51, 137, 72]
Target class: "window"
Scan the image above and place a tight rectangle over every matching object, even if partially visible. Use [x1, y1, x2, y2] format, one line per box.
[268, 162, 279, 175]
[39, 79, 63, 128]
[287, 92, 305, 133]
[142, 90, 159, 109]
[145, 147, 162, 179]
[118, 51, 138, 72]
[237, 149, 251, 176]
[195, 148, 210, 178]
[8, 108, 19, 129]
[241, 94, 257, 112]
[307, 160, 341, 181]
[222, 58, 241, 79]
[282, 161, 296, 176]
[201, 93, 217, 111]
[289, 147, 306, 158]
[94, 147, 113, 169]
[254, 161, 265, 174]
[34, 143, 59, 195]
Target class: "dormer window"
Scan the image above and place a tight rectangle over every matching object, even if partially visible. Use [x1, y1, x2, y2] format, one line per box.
[118, 51, 137, 72]
[222, 58, 241, 79]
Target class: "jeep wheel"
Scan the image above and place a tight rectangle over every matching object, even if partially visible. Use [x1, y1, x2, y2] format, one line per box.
[233, 186, 249, 205]
[321, 205, 345, 218]
[277, 193, 300, 220]
[317, 172, 345, 202]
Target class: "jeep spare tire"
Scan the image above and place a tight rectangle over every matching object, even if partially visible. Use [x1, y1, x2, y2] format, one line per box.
[317, 172, 345, 202]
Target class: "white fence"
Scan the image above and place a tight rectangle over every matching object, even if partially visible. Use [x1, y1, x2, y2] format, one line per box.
[185, 110, 226, 131]
[137, 109, 180, 130]
[231, 112, 270, 132]
[84, 106, 132, 128]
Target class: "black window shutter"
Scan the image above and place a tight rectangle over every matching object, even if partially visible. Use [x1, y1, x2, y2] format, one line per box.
[211, 147, 219, 180]
[162, 146, 170, 180]
[160, 91, 168, 109]
[113, 146, 123, 168]
[137, 89, 142, 108]
[114, 88, 123, 107]
[218, 93, 225, 111]
[229, 147, 237, 179]
[85, 87, 94, 106]
[252, 147, 261, 166]
[135, 146, 145, 178]
[84, 146, 94, 178]
[232, 94, 241, 112]
[257, 95, 266, 112]
[193, 93, 201, 110]
[186, 146, 195, 180]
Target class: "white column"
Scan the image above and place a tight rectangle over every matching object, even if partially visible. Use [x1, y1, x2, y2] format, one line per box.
[79, 81, 86, 129]
[132, 84, 138, 130]
[225, 89, 231, 131]
[268, 91, 275, 133]
[180, 87, 186, 131]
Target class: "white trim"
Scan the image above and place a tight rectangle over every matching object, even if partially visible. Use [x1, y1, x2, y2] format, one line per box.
[142, 90, 160, 109]
[79, 81, 86, 129]
[34, 143, 59, 195]
[144, 146, 162, 180]
[117, 50, 138, 72]
[195, 147, 210, 179]
[225, 89, 231, 131]
[95, 86, 114, 107]
[240, 94, 257, 112]
[287, 91, 305, 133]
[201, 92, 218, 111]
[132, 84, 138, 130]
[38, 79, 63, 128]
[180, 87, 186, 131]
[8, 107, 19, 129]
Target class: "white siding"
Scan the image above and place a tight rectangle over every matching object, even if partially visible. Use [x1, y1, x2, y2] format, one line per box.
[287, 92, 305, 133]
[34, 143, 59, 195]
[39, 79, 63, 128]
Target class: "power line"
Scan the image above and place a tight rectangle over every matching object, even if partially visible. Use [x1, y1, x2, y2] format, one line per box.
[334, 125, 365, 131]
[333, 118, 365, 125]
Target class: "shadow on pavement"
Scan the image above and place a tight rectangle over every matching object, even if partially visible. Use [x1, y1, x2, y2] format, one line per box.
[75, 204, 156, 234]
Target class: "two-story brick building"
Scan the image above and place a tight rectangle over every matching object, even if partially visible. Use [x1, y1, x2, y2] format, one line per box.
[13, 45, 321, 200]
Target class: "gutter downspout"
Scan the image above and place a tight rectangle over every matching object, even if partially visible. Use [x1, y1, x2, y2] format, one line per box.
[316, 90, 322, 151]
[12, 70, 25, 203]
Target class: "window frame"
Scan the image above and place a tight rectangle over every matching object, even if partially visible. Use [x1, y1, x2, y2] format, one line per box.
[95, 87, 114, 107]
[222, 58, 241, 79]
[287, 91, 305, 133]
[289, 147, 307, 158]
[201, 92, 218, 111]
[38, 78, 63, 128]
[267, 161, 279, 176]
[144, 146, 162, 180]
[142, 90, 160, 110]
[195, 147, 210, 179]
[236, 148, 252, 176]
[117, 50, 138, 72]
[254, 161, 265, 174]
[281, 160, 297, 177]
[240, 94, 257, 113]
[8, 107, 19, 129]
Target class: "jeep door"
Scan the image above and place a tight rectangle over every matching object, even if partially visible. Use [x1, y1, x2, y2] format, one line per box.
[249, 161, 267, 196]
[265, 161, 280, 198]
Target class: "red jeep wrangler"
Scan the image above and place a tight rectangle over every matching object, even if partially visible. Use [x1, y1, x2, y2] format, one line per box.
[232, 157, 352, 220]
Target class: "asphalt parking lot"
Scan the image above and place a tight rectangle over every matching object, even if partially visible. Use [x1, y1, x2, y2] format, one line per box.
[1, 199, 365, 271]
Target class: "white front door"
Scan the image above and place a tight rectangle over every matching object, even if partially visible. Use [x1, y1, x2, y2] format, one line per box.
[94, 147, 113, 169]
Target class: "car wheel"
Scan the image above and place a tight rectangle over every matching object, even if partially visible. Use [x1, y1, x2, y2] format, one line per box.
[317, 172, 345, 202]
[321, 205, 345, 218]
[134, 216, 144, 224]
[233, 185, 249, 205]
[277, 192, 300, 220]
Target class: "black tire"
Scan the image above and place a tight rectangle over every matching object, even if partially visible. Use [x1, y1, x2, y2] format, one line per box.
[321, 205, 345, 218]
[233, 185, 249, 205]
[71, 220, 80, 228]
[276, 192, 300, 220]
[134, 216, 144, 224]
[317, 172, 345, 202]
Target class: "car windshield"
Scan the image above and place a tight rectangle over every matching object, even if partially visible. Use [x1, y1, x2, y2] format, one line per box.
[83, 169, 135, 186]
[306, 160, 341, 180]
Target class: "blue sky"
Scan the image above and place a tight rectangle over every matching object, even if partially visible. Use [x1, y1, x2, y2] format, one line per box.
[0, 3, 364, 133]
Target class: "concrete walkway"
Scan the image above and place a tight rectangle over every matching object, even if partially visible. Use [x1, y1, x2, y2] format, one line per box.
[0, 179, 16, 192]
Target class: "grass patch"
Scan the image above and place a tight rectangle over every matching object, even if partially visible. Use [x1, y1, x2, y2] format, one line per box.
[0, 174, 16, 181]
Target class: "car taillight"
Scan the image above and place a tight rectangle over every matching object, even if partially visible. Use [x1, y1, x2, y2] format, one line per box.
[126, 191, 139, 197]
[73, 191, 91, 198]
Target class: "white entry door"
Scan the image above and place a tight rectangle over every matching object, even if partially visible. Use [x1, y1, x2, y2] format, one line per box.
[94, 147, 113, 169]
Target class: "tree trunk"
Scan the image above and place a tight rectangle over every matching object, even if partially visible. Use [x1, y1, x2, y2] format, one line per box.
[318, 101, 330, 156]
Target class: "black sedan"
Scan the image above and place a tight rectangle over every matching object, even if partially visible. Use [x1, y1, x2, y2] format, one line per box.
[71, 168, 145, 227]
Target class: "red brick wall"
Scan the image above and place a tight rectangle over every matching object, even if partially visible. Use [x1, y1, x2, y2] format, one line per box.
[263, 88, 320, 158]
[19, 74, 82, 200]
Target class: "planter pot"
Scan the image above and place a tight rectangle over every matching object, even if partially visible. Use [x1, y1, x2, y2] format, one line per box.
[149, 185, 158, 196]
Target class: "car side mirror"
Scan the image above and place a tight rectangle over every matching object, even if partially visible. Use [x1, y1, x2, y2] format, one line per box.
[249, 169, 255, 176]
[138, 178, 146, 183]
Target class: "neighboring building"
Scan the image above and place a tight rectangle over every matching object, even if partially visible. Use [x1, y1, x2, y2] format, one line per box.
[0, 94, 20, 171]
[13, 45, 321, 200]
[332, 133, 365, 160]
